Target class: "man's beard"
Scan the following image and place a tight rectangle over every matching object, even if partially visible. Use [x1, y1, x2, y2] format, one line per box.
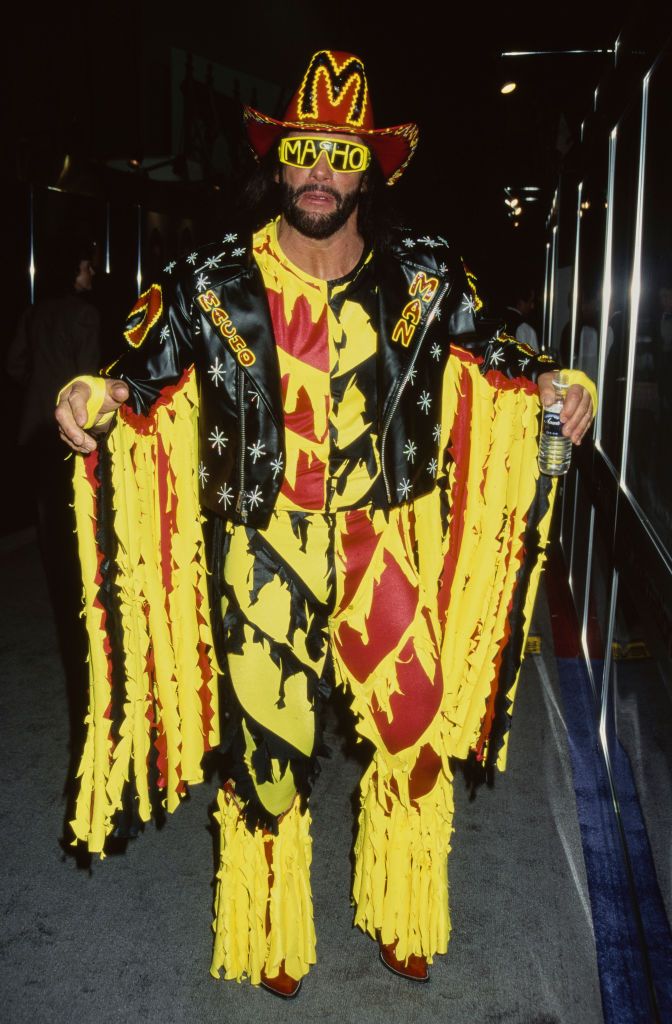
[280, 181, 362, 239]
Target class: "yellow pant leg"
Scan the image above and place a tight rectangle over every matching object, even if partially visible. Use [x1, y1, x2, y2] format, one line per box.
[331, 505, 455, 962]
[211, 514, 331, 984]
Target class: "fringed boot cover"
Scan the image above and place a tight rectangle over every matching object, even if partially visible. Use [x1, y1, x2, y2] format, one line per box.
[353, 763, 454, 963]
[211, 789, 316, 984]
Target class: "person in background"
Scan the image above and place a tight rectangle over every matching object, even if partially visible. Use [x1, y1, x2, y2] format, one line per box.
[501, 280, 540, 352]
[8, 234, 101, 755]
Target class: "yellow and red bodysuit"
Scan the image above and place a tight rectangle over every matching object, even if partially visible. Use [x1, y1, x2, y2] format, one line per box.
[69, 220, 586, 988]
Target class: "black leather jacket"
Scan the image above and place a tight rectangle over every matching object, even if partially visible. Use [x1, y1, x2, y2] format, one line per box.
[111, 224, 557, 528]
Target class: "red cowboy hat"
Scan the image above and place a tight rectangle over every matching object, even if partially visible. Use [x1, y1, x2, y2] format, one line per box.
[243, 50, 419, 186]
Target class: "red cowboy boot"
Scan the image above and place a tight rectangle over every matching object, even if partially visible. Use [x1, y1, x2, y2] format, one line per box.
[261, 964, 302, 998]
[379, 939, 429, 982]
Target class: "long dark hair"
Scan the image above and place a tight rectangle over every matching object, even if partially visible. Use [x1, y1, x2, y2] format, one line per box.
[235, 140, 395, 250]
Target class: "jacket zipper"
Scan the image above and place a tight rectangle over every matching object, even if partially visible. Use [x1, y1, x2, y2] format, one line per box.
[235, 368, 248, 522]
[380, 281, 450, 503]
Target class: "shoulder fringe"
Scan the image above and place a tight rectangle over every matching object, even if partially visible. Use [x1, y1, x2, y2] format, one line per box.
[70, 369, 220, 854]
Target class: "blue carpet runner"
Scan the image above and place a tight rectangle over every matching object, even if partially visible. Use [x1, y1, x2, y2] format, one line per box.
[555, 656, 672, 1024]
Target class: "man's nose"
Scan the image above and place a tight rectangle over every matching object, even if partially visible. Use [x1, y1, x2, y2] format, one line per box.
[309, 152, 333, 180]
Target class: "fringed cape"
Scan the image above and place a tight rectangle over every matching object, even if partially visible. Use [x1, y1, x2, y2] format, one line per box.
[70, 355, 561, 853]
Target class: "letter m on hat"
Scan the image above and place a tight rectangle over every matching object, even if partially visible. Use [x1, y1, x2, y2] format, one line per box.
[298, 51, 368, 128]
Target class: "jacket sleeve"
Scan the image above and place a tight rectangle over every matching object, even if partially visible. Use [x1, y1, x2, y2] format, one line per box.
[105, 272, 194, 416]
[447, 258, 558, 384]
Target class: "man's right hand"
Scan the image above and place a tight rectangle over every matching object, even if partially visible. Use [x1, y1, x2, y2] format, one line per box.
[55, 378, 129, 453]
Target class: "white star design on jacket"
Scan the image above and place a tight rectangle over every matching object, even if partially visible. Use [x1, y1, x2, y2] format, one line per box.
[489, 347, 505, 367]
[397, 478, 412, 499]
[246, 486, 263, 510]
[223, 232, 238, 243]
[418, 390, 432, 413]
[198, 462, 209, 486]
[186, 252, 198, 265]
[209, 427, 228, 454]
[271, 454, 284, 480]
[248, 440, 266, 463]
[403, 440, 417, 463]
[430, 342, 441, 361]
[196, 273, 211, 292]
[159, 325, 171, 344]
[217, 484, 233, 509]
[208, 358, 226, 386]
[163, 261, 177, 274]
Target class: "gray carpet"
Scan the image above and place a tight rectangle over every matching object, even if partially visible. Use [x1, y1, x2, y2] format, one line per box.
[0, 534, 604, 1024]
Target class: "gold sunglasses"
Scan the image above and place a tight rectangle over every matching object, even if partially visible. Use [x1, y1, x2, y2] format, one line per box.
[278, 136, 372, 173]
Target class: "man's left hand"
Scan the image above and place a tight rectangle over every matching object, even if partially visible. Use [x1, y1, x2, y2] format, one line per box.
[537, 371, 595, 445]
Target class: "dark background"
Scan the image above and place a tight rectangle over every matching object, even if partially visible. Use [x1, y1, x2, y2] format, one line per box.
[7, 2, 628, 280]
[2, 2, 638, 534]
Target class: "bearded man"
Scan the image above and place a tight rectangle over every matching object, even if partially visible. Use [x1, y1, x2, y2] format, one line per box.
[55, 50, 595, 999]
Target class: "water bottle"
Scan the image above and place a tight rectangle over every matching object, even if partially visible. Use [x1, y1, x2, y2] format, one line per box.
[538, 371, 572, 476]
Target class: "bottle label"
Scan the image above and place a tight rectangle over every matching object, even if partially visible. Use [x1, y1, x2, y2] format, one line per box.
[542, 402, 563, 438]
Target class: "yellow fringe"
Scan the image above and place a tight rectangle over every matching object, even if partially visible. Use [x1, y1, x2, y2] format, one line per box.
[334, 358, 558, 787]
[211, 790, 316, 984]
[70, 371, 220, 853]
[436, 360, 558, 767]
[353, 762, 454, 962]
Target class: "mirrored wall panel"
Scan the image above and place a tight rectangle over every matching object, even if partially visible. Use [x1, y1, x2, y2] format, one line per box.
[599, 102, 641, 472]
[625, 51, 672, 558]
[576, 138, 610, 382]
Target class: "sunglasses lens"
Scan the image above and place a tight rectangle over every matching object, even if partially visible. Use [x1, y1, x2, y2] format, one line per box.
[280, 137, 315, 167]
[326, 140, 367, 171]
[280, 137, 370, 172]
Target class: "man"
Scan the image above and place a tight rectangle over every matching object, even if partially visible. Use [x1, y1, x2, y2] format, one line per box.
[501, 282, 540, 352]
[9, 237, 100, 752]
[56, 50, 595, 999]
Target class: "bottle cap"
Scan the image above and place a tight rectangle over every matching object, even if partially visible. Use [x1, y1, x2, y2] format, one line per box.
[553, 370, 570, 393]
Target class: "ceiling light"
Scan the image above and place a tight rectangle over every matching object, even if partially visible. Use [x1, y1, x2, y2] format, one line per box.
[501, 81, 517, 94]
